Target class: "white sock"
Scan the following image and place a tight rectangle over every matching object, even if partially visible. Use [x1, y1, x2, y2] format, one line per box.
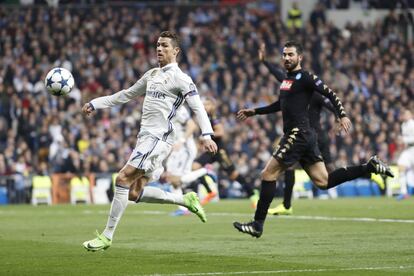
[171, 186, 187, 211]
[139, 186, 185, 206]
[102, 185, 129, 240]
[327, 187, 338, 198]
[181, 168, 207, 184]
[400, 171, 408, 195]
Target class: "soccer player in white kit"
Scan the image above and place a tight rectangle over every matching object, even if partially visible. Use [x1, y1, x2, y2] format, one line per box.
[165, 105, 199, 185]
[165, 105, 216, 215]
[81, 31, 217, 251]
[397, 109, 414, 199]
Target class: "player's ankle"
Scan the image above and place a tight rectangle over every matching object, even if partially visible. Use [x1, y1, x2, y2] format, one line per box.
[253, 220, 264, 230]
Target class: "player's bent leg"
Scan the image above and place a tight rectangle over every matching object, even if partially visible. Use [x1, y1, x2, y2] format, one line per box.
[261, 157, 285, 180]
[138, 186, 186, 205]
[129, 176, 149, 201]
[134, 181, 206, 222]
[304, 162, 329, 189]
[306, 156, 393, 192]
[84, 164, 143, 252]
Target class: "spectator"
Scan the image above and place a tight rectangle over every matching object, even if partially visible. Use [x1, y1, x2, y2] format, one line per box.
[310, 2, 326, 32]
[286, 2, 303, 30]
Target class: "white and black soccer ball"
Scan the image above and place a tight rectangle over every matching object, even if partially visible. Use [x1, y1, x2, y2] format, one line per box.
[44, 67, 75, 96]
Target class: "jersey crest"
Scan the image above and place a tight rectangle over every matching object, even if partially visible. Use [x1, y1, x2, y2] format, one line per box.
[150, 70, 158, 77]
[280, 80, 293, 91]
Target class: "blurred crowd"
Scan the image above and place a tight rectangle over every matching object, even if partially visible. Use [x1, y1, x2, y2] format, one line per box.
[0, 2, 413, 195]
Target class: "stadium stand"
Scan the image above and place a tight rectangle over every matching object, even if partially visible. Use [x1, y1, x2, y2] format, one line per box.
[0, 1, 413, 203]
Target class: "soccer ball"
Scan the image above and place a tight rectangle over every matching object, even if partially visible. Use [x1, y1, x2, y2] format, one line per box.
[44, 67, 75, 96]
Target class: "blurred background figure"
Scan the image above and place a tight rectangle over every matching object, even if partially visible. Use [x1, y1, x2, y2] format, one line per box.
[397, 110, 414, 200]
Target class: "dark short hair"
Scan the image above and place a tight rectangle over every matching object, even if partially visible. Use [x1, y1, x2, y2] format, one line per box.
[284, 40, 303, 55]
[159, 31, 180, 48]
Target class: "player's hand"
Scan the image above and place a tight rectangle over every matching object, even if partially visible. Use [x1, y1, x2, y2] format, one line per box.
[334, 119, 342, 135]
[258, 43, 266, 62]
[202, 139, 218, 154]
[236, 109, 255, 121]
[339, 117, 352, 134]
[82, 103, 95, 116]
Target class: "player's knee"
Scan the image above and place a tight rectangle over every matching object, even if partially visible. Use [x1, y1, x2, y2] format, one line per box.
[314, 180, 328, 190]
[313, 176, 328, 190]
[116, 171, 133, 186]
[261, 168, 277, 181]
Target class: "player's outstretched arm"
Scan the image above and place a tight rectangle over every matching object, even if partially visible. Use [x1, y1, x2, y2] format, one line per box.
[237, 100, 281, 121]
[84, 69, 152, 113]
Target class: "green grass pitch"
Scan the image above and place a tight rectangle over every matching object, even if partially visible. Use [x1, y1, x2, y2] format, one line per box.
[1, 198, 414, 275]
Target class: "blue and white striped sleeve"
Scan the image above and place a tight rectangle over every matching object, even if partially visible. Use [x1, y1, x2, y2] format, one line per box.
[179, 76, 213, 139]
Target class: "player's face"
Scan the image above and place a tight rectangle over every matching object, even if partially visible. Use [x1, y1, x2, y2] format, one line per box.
[282, 47, 302, 71]
[157, 37, 179, 67]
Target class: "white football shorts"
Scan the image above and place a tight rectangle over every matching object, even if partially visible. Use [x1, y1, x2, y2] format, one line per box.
[127, 134, 172, 180]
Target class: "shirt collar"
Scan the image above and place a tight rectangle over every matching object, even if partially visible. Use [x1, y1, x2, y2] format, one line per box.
[161, 62, 178, 72]
[287, 68, 302, 77]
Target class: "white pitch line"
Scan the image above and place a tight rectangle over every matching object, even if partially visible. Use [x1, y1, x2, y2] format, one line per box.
[140, 265, 414, 276]
[2, 209, 413, 224]
[114, 210, 414, 224]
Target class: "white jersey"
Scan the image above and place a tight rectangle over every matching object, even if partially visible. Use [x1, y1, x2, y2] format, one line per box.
[401, 119, 414, 146]
[90, 63, 213, 145]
